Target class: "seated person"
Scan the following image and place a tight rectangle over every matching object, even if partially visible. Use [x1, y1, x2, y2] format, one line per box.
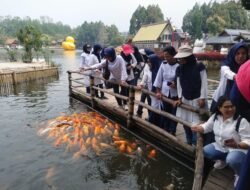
[192, 96, 250, 186]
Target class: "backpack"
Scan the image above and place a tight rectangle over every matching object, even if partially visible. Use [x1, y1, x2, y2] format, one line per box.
[102, 60, 110, 80]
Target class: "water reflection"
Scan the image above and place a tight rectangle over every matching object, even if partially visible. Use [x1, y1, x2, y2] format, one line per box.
[63, 50, 77, 60]
[0, 76, 59, 96]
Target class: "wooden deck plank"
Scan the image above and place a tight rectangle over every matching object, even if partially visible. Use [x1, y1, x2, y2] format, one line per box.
[203, 167, 234, 190]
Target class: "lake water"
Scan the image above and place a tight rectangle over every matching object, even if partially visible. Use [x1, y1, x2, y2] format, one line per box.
[0, 49, 218, 190]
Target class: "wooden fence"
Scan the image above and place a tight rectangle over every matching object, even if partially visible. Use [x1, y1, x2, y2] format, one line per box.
[0, 67, 59, 86]
[67, 70, 218, 190]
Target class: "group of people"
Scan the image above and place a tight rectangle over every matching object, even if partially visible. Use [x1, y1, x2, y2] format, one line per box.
[79, 40, 250, 188]
[191, 42, 250, 188]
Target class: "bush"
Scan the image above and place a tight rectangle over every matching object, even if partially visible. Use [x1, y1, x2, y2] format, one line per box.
[194, 51, 226, 61]
[5, 48, 18, 62]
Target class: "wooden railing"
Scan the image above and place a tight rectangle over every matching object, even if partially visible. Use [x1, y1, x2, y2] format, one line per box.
[67, 70, 216, 190]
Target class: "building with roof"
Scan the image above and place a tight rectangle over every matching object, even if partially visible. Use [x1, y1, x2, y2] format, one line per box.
[205, 28, 250, 51]
[132, 21, 188, 50]
[5, 38, 19, 49]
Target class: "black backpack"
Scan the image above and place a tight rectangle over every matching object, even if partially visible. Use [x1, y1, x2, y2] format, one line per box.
[102, 60, 110, 80]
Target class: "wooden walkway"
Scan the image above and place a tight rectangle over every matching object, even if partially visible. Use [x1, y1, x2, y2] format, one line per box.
[72, 87, 235, 190]
[203, 167, 234, 190]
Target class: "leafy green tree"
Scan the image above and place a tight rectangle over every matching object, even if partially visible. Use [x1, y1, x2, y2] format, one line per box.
[106, 24, 124, 46]
[17, 25, 43, 63]
[129, 4, 164, 35]
[182, 3, 203, 40]
[129, 5, 147, 35]
[206, 15, 226, 35]
[75, 21, 124, 47]
[182, 0, 250, 40]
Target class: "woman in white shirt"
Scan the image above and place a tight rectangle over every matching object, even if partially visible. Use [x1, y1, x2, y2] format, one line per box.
[82, 47, 128, 109]
[210, 42, 248, 112]
[192, 96, 250, 182]
[154, 46, 179, 135]
[80, 43, 101, 94]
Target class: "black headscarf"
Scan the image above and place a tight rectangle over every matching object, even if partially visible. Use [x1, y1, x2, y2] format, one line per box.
[92, 44, 102, 62]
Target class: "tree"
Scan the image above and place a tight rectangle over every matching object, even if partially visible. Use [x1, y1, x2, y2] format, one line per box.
[182, 1, 250, 40]
[75, 21, 124, 47]
[129, 5, 147, 35]
[206, 15, 226, 35]
[129, 4, 164, 35]
[182, 3, 203, 40]
[17, 25, 43, 63]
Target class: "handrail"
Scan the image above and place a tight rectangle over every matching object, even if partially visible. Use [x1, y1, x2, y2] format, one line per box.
[68, 70, 211, 116]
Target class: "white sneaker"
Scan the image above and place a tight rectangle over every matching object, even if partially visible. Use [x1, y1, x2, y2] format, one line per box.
[213, 160, 227, 169]
[234, 174, 239, 187]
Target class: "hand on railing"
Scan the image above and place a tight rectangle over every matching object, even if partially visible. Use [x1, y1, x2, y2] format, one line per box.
[156, 92, 162, 100]
[79, 67, 91, 72]
[172, 99, 182, 107]
[198, 98, 205, 108]
[191, 125, 204, 133]
[120, 80, 128, 86]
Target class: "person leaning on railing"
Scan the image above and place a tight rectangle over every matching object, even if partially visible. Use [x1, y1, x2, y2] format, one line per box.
[81, 47, 128, 110]
[154, 46, 179, 136]
[173, 45, 208, 146]
[192, 95, 250, 187]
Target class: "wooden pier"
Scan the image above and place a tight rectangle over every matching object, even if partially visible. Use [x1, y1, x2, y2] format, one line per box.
[67, 71, 235, 190]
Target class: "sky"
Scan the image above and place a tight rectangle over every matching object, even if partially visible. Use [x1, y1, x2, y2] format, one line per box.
[0, 0, 224, 32]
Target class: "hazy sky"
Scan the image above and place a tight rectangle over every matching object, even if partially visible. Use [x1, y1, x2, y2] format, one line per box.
[0, 0, 223, 32]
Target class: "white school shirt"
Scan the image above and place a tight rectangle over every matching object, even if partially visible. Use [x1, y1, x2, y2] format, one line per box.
[201, 114, 250, 154]
[153, 62, 179, 98]
[89, 55, 128, 82]
[80, 52, 99, 86]
[126, 53, 137, 81]
[212, 65, 235, 102]
[140, 64, 152, 91]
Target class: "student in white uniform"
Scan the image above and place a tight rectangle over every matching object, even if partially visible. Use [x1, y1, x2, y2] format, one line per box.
[79, 43, 100, 94]
[81, 47, 128, 109]
[154, 46, 179, 135]
[173, 45, 208, 145]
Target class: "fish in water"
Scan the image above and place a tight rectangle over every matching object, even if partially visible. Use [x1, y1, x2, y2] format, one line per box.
[38, 112, 157, 159]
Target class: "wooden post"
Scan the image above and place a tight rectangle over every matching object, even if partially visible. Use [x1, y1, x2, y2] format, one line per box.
[67, 71, 72, 96]
[89, 75, 95, 108]
[192, 132, 204, 190]
[127, 85, 135, 128]
[11, 72, 16, 86]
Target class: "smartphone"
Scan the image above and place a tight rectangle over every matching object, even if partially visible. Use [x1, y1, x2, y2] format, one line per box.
[167, 81, 172, 86]
[224, 138, 234, 144]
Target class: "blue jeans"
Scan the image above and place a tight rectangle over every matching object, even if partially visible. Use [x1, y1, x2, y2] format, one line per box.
[204, 144, 246, 175]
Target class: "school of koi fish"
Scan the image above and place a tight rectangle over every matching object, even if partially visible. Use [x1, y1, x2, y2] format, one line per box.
[38, 112, 157, 160]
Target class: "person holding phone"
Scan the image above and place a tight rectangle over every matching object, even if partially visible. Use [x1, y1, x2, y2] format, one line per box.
[192, 96, 250, 186]
[154, 46, 179, 135]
